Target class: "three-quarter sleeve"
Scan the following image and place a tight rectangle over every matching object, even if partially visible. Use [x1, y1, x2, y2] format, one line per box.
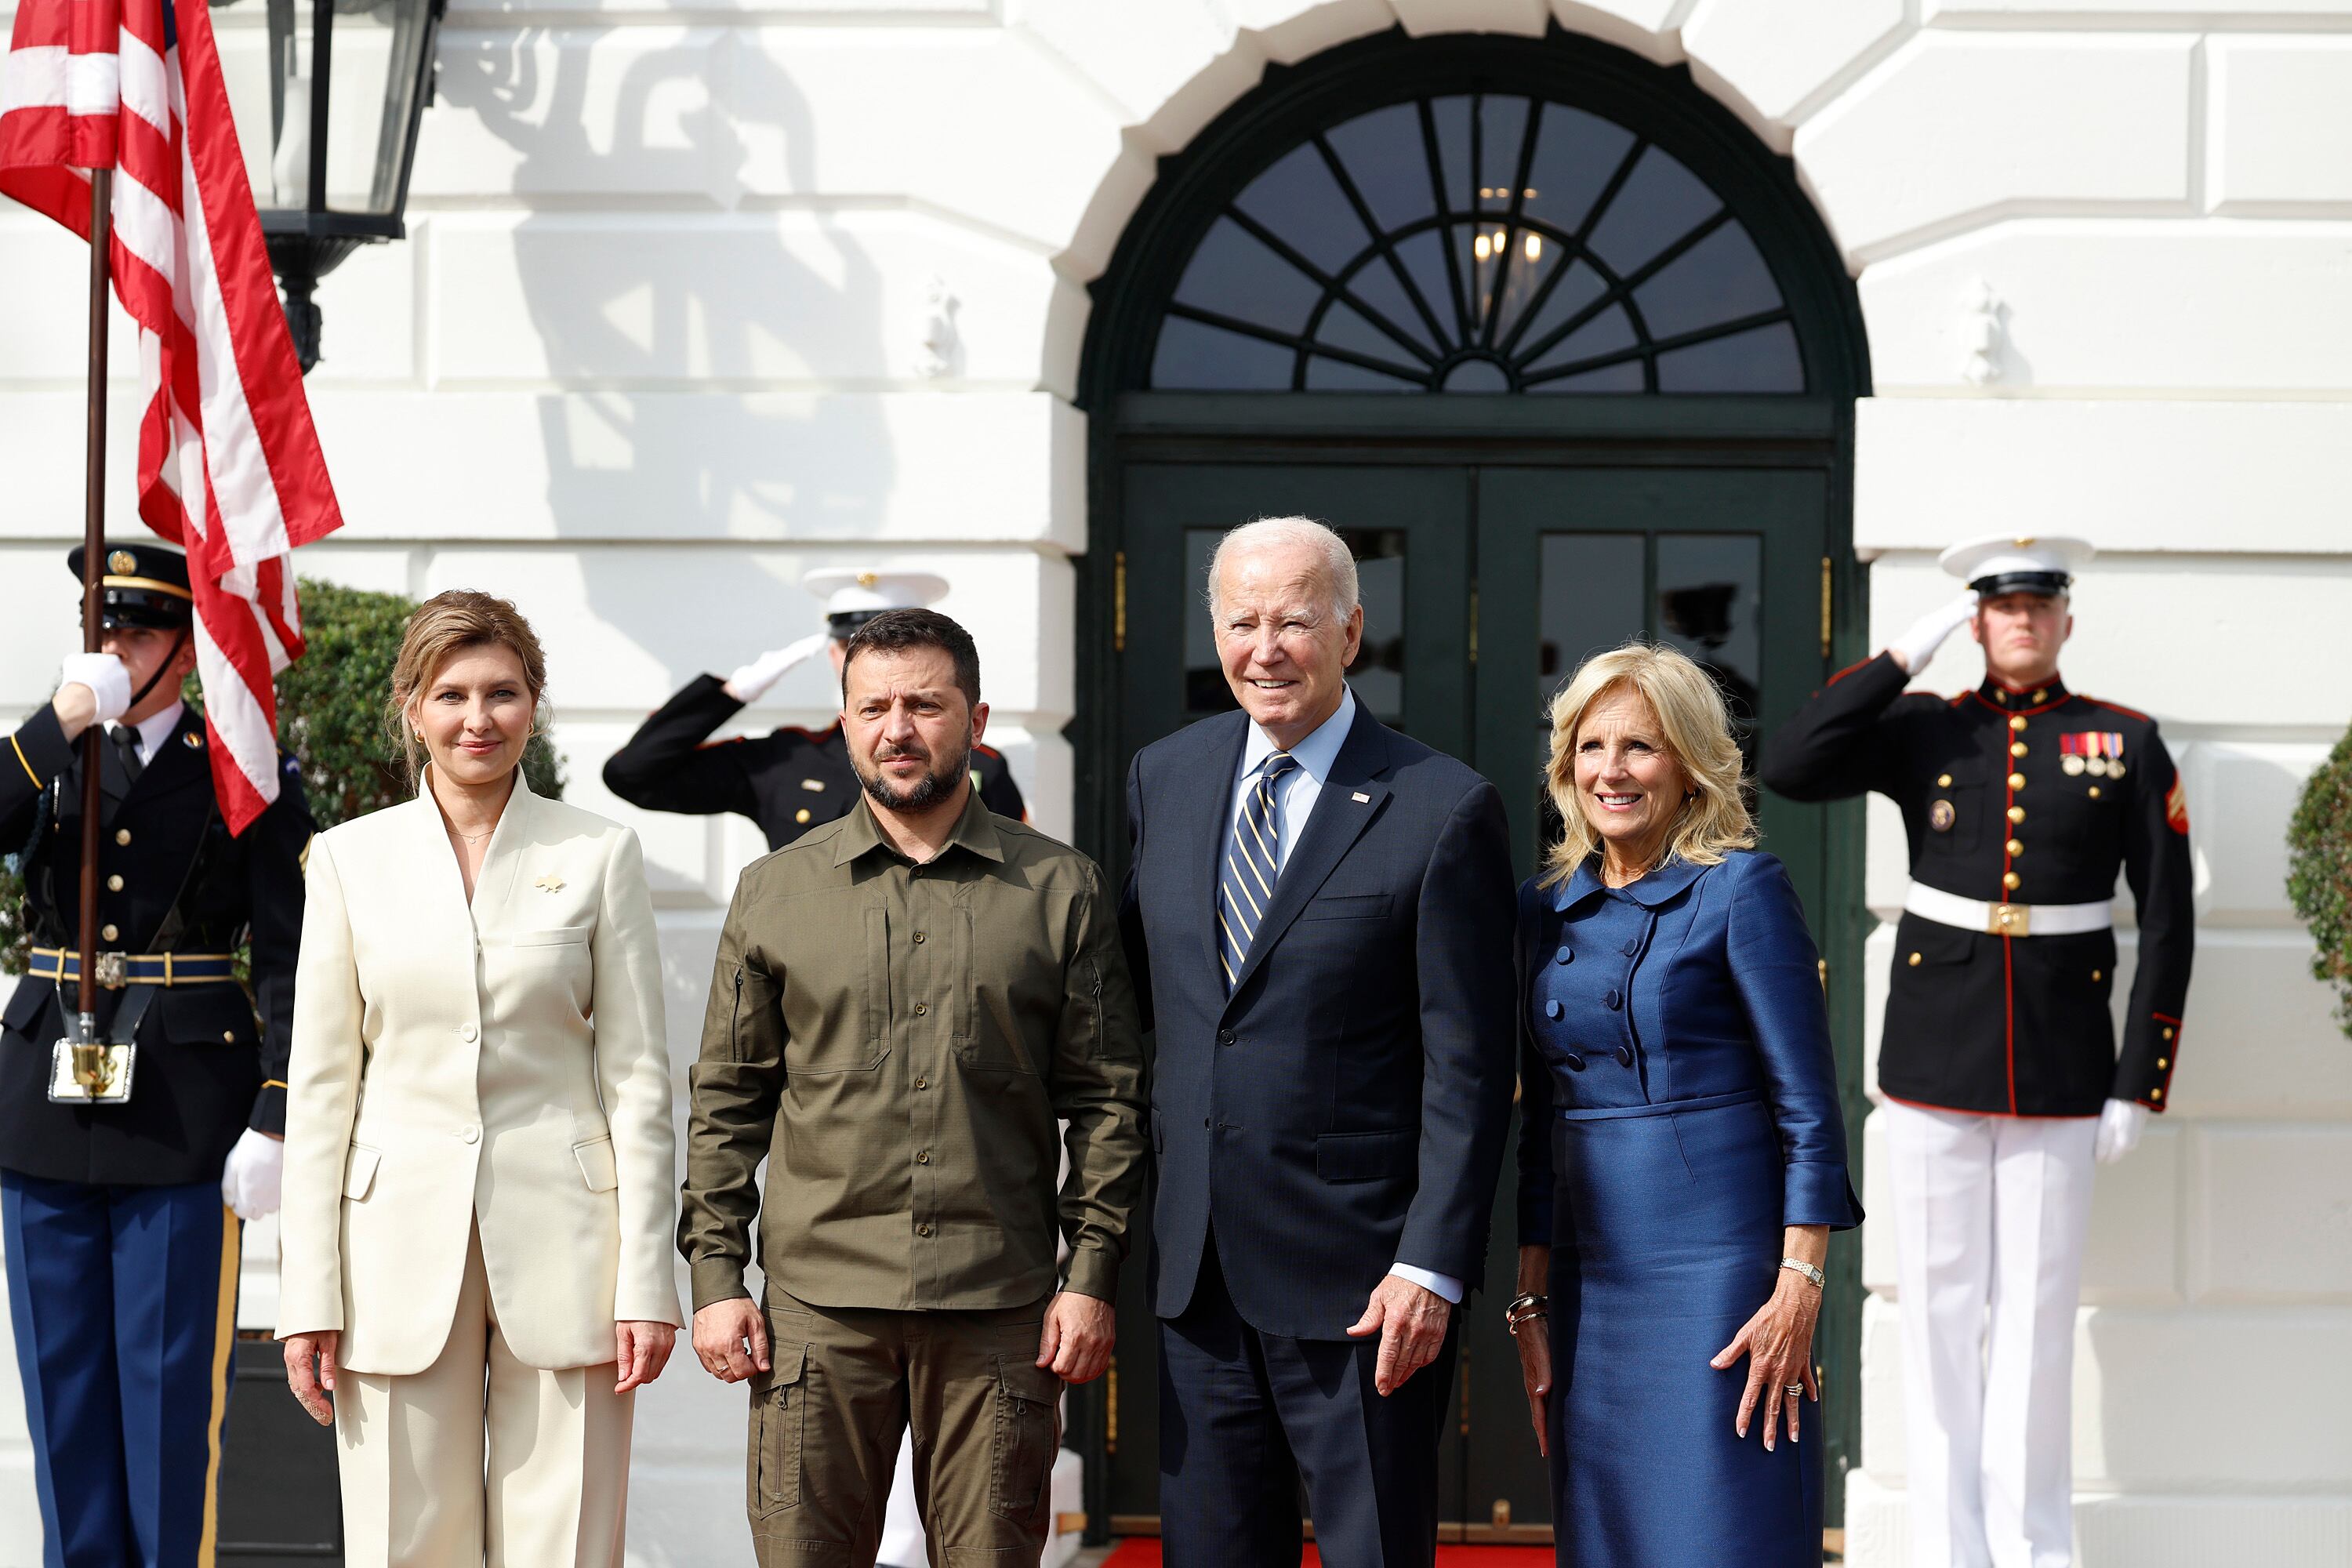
[1724, 854, 1862, 1231]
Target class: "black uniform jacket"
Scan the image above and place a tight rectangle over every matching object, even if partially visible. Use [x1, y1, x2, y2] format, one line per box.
[1760, 655, 2194, 1118]
[2, 702, 312, 1185]
[601, 673, 1026, 849]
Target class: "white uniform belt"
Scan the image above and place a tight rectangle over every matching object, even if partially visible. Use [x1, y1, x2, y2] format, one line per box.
[1904, 881, 2112, 938]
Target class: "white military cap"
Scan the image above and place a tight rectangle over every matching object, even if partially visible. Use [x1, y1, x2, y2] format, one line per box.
[1937, 533, 2093, 597]
[802, 568, 952, 636]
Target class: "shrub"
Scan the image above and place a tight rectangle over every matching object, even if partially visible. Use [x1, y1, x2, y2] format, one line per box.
[2, 578, 564, 975]
[2286, 718, 2352, 1039]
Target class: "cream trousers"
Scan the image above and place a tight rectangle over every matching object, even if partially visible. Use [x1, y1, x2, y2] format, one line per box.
[333, 1223, 635, 1566]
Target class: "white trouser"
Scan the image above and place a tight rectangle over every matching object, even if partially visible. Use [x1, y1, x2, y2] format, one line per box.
[877, 1432, 927, 1566]
[1881, 1100, 2097, 1568]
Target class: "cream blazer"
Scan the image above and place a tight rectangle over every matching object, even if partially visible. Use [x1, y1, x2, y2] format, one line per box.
[276, 775, 681, 1375]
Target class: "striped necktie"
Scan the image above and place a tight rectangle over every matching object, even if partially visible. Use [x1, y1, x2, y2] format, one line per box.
[1218, 751, 1298, 993]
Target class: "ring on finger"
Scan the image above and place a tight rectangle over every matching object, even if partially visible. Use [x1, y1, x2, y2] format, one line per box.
[1784, 1383, 1804, 1396]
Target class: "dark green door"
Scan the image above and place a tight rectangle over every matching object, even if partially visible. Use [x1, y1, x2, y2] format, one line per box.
[1102, 455, 1853, 1539]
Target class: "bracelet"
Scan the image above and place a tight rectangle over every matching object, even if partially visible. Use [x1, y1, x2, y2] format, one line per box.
[1780, 1257, 1826, 1290]
[1504, 1291, 1548, 1337]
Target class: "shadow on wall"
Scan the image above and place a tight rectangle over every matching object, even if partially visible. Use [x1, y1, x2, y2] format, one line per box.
[434, 30, 896, 679]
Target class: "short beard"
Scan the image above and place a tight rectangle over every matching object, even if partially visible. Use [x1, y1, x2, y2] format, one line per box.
[857, 732, 972, 815]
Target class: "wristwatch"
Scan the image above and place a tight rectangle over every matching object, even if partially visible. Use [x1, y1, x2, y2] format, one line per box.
[1780, 1257, 1826, 1290]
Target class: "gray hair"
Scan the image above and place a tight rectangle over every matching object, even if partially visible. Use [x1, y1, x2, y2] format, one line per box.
[1203, 516, 1360, 622]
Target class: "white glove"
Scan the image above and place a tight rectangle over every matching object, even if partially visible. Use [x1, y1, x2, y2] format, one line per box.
[1886, 592, 1980, 673]
[724, 631, 831, 705]
[221, 1127, 285, 1221]
[2093, 1097, 2149, 1165]
[58, 651, 132, 725]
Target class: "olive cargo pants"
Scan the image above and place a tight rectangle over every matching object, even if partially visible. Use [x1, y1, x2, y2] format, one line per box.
[748, 1289, 1063, 1567]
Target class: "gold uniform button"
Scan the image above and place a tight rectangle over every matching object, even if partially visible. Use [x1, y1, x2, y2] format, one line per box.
[914, 1002, 928, 1017]
[115, 829, 132, 846]
[106, 874, 124, 891]
[2092, 969, 2103, 982]
[916, 1150, 930, 1165]
[794, 808, 811, 825]
[2007, 806, 2026, 823]
[913, 1077, 927, 1091]
[2032, 688, 2049, 702]
[2089, 786, 2102, 799]
[222, 1030, 235, 1044]
[2156, 1057, 2169, 1069]
[2010, 742, 2028, 758]
[1907, 952, 1923, 967]
[2008, 772, 2027, 790]
[2002, 872, 2021, 891]
[915, 1222, 932, 1238]
[2009, 716, 2028, 732]
[2005, 839, 2024, 856]
[2161, 1026, 2175, 1040]
[1937, 773, 1953, 788]
[100, 924, 119, 942]
[2151, 1087, 2164, 1102]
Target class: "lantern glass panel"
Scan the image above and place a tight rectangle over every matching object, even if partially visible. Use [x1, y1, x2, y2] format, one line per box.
[203, 0, 435, 218]
[326, 0, 434, 215]
[208, 0, 310, 208]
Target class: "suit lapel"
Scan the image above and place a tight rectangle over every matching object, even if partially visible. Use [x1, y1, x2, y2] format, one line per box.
[120, 709, 207, 811]
[1183, 715, 1250, 983]
[1225, 705, 1393, 1004]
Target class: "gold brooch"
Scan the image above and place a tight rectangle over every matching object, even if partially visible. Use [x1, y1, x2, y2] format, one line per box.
[535, 874, 564, 893]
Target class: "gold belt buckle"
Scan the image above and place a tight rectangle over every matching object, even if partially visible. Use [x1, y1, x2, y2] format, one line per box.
[1989, 903, 2031, 938]
[94, 951, 129, 989]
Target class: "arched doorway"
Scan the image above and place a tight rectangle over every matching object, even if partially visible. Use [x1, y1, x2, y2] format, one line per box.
[1073, 26, 1871, 1541]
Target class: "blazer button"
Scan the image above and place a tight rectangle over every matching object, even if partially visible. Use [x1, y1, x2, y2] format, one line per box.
[1615, 1045, 1633, 1067]
[1604, 989, 1622, 1011]
[459, 1126, 479, 1144]
[1564, 1052, 1586, 1071]
[1218, 1029, 1236, 1047]
[100, 924, 118, 942]
[115, 828, 132, 846]
[1554, 946, 1573, 965]
[459, 1023, 479, 1042]
[1544, 1000, 1563, 1021]
[106, 874, 124, 891]
[1621, 938, 1639, 956]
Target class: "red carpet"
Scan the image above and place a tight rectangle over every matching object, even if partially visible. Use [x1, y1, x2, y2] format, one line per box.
[1102, 1543, 1551, 1566]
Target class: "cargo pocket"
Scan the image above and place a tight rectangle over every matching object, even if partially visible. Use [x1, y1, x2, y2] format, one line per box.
[988, 1356, 1062, 1526]
[746, 1341, 808, 1517]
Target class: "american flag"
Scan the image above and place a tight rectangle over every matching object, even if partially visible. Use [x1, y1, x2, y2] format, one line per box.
[1, 0, 343, 834]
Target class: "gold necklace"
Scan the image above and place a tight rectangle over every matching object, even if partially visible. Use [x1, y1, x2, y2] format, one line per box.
[448, 824, 495, 845]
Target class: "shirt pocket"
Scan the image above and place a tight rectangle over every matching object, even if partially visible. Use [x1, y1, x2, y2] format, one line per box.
[952, 908, 1036, 1075]
[793, 910, 887, 1074]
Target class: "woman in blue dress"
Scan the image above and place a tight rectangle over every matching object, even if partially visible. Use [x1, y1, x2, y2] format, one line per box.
[1511, 642, 1861, 1566]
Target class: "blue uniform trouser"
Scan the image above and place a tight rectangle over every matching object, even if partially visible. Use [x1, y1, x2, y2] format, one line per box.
[2, 1173, 241, 1568]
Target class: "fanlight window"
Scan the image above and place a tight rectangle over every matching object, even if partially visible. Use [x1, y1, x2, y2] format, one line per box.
[1149, 93, 1805, 394]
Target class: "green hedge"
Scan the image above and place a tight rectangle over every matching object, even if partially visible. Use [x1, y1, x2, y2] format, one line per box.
[3, 579, 564, 975]
[2287, 718, 2352, 1040]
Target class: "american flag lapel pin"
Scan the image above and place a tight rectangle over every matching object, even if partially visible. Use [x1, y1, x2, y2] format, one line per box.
[1351, 791, 1371, 803]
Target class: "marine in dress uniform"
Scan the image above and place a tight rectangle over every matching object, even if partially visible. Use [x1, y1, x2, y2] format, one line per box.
[601, 568, 1025, 849]
[2, 544, 314, 1568]
[1760, 535, 2194, 1568]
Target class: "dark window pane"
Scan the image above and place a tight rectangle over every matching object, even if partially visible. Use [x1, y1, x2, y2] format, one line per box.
[1534, 533, 1647, 851]
[1525, 361, 1646, 394]
[1341, 255, 1445, 355]
[1584, 146, 1719, 274]
[1523, 104, 1639, 237]
[1429, 96, 1475, 216]
[1392, 227, 1464, 339]
[1306, 354, 1421, 391]
[1474, 95, 1533, 216]
[1314, 299, 1431, 374]
[1187, 528, 1406, 720]
[1631, 220, 1783, 340]
[1655, 533, 1764, 770]
[1171, 216, 1319, 336]
[1654, 321, 1805, 392]
[1505, 257, 1607, 351]
[1234, 142, 1375, 276]
[1437, 356, 1512, 393]
[1325, 103, 1439, 233]
[1526, 304, 1638, 376]
[1151, 316, 1296, 390]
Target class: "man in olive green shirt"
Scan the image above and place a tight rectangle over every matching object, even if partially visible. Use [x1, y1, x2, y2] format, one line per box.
[681, 608, 1148, 1566]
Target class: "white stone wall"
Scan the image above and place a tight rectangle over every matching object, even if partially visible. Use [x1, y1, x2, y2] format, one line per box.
[5, 2, 2350, 1563]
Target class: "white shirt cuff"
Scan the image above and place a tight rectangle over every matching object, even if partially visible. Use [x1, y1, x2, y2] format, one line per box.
[1387, 1264, 1462, 1305]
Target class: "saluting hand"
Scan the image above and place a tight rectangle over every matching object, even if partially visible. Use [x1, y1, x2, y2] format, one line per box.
[1346, 1274, 1450, 1397]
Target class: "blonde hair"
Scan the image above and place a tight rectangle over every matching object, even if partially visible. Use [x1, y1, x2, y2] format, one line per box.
[1539, 641, 1755, 888]
[387, 590, 550, 787]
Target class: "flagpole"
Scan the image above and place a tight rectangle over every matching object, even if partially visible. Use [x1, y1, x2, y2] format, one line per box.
[76, 168, 112, 1038]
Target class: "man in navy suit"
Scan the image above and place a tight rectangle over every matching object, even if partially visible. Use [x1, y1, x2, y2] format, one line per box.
[1120, 517, 1518, 1564]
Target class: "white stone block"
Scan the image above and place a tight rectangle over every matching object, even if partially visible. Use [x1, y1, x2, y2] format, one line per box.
[1847, 1475, 2352, 1568]
[425, 211, 1062, 389]
[1795, 36, 2194, 264]
[2189, 742, 2328, 925]
[2142, 931, 2352, 1121]
[288, 389, 1081, 546]
[719, 28, 1127, 253]
[2210, 38, 2352, 209]
[1853, 554, 2352, 731]
[1549, 1, 1690, 67]
[1011, 0, 1244, 136]
[1855, 399, 2352, 556]
[1929, 0, 2352, 16]
[0, 543, 85, 711]
[2080, 1306, 2352, 1486]
[1683, 0, 1907, 129]
[1859, 223, 2352, 394]
[1857, 1290, 1908, 1478]
[0, 216, 149, 380]
[1392, 0, 1550, 37]
[415, 28, 732, 206]
[2187, 1124, 2352, 1302]
[1229, 0, 1406, 67]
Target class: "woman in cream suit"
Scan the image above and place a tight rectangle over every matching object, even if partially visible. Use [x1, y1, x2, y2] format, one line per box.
[277, 591, 681, 1565]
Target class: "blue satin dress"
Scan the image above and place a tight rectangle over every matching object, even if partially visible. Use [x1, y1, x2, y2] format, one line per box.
[1517, 850, 1861, 1566]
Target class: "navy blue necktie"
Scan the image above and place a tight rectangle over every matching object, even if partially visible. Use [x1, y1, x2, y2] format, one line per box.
[1218, 752, 1298, 993]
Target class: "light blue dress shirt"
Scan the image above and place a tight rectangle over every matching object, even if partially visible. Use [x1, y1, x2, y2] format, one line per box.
[1226, 685, 1463, 1308]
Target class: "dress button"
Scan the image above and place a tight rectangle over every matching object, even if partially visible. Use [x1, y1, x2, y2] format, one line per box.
[913, 932, 927, 944]
[1908, 952, 1923, 967]
[2008, 806, 2026, 823]
[1554, 946, 1573, 966]
[794, 808, 811, 825]
[106, 874, 123, 891]
[2005, 839, 2024, 857]
[1544, 1000, 1563, 1022]
[2003, 872, 2021, 891]
[915, 1222, 932, 1237]
[1615, 1046, 1633, 1067]
[2009, 716, 2027, 732]
[1621, 938, 1639, 956]
[1604, 989, 1622, 1011]
[914, 1077, 928, 1091]
[459, 1023, 479, 1042]
[100, 924, 118, 942]
[914, 1002, 929, 1016]
[916, 1150, 930, 1165]
[115, 829, 132, 846]
[1564, 1052, 1586, 1072]
[460, 1126, 479, 1145]
[1218, 1029, 1236, 1047]
[2011, 742, 2027, 758]
[222, 1030, 236, 1044]
[2008, 772, 2027, 790]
